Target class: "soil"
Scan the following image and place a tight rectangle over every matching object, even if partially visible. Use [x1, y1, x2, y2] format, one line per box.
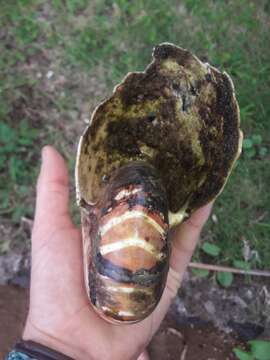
[0, 284, 244, 360]
[1, 252, 269, 359]
[175, 274, 270, 339]
[0, 286, 29, 358]
[149, 317, 241, 360]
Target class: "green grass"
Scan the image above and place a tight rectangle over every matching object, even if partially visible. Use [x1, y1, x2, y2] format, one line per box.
[0, 0, 43, 223]
[0, 0, 269, 271]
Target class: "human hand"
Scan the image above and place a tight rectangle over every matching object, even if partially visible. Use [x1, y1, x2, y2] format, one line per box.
[23, 146, 212, 360]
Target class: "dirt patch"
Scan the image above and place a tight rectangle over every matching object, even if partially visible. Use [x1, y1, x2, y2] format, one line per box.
[149, 318, 241, 360]
[0, 285, 243, 360]
[0, 286, 29, 358]
[0, 267, 269, 359]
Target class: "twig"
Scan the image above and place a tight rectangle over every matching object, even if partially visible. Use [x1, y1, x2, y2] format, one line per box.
[167, 327, 184, 340]
[189, 262, 270, 277]
[166, 328, 187, 360]
[250, 211, 267, 225]
[253, 222, 270, 228]
[180, 344, 188, 360]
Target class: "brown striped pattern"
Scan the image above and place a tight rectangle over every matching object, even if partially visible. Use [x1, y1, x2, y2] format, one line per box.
[89, 180, 169, 323]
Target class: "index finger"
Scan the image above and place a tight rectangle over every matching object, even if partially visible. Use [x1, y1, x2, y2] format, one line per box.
[146, 203, 213, 335]
[170, 202, 213, 273]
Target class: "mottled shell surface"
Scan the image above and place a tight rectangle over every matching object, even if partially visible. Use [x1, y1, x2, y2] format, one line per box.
[76, 43, 242, 224]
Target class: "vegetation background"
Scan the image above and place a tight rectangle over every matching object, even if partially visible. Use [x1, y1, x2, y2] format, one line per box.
[0, 0, 270, 284]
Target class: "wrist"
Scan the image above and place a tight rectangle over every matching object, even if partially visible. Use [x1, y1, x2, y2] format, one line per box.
[23, 322, 87, 360]
[13, 340, 74, 360]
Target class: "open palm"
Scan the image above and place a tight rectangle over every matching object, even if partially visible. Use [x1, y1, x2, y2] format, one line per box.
[23, 146, 212, 360]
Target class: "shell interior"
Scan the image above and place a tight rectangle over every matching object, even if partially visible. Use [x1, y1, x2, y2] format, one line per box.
[76, 43, 242, 225]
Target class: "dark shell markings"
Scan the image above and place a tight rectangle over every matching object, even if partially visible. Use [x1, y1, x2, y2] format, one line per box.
[76, 43, 242, 324]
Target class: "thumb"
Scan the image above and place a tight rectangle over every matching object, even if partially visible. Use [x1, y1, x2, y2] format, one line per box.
[33, 146, 73, 240]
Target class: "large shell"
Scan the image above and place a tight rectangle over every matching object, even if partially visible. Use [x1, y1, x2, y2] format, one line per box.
[76, 43, 242, 226]
[76, 43, 242, 323]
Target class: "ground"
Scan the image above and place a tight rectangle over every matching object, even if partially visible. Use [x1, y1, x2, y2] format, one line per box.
[0, 285, 244, 359]
[1, 275, 269, 359]
[0, 0, 270, 358]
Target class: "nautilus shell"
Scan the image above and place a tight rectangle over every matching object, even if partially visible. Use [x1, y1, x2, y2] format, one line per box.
[76, 43, 242, 324]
